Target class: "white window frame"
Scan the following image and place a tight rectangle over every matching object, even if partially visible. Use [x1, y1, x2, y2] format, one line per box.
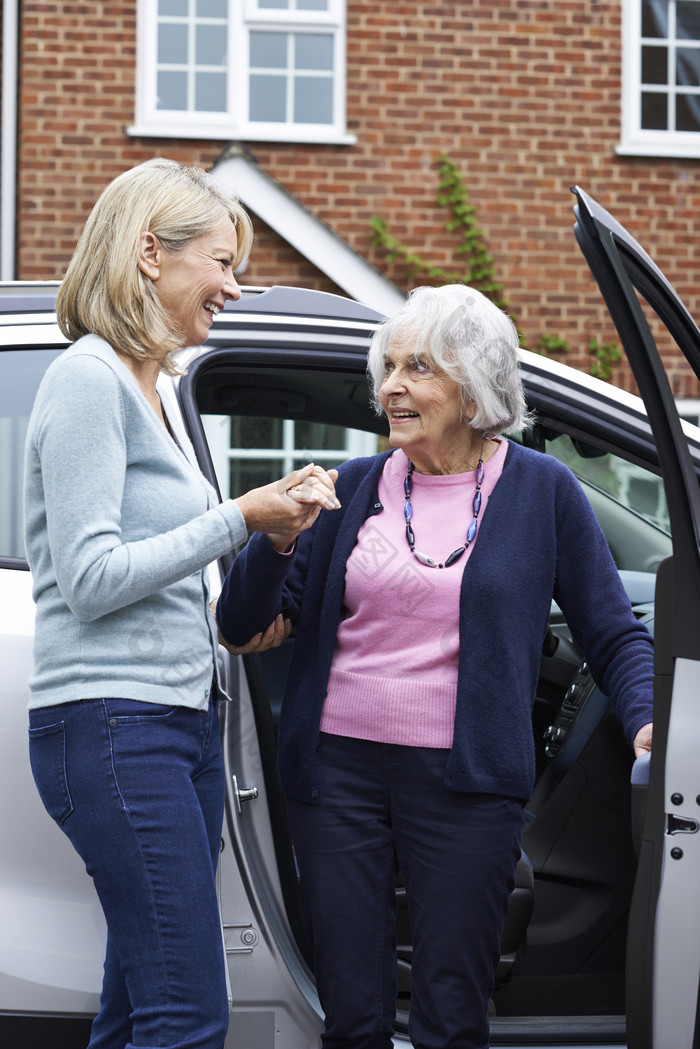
[619, 0, 700, 158]
[676, 396, 700, 426]
[130, 0, 354, 144]
[202, 414, 377, 500]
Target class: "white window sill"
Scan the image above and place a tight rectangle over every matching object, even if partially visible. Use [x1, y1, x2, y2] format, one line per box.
[616, 139, 700, 159]
[127, 123, 357, 145]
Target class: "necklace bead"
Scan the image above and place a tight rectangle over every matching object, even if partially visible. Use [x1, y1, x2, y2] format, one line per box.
[403, 447, 485, 569]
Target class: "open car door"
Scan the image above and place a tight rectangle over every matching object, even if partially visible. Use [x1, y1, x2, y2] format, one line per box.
[572, 186, 700, 1049]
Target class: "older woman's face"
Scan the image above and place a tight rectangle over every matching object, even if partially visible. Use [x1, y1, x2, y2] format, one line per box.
[145, 217, 242, 347]
[378, 341, 471, 469]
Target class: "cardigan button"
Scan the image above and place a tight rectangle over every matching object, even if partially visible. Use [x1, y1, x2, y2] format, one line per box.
[311, 790, 319, 799]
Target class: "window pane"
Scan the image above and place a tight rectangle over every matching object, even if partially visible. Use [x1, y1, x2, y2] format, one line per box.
[197, 0, 227, 16]
[641, 90, 668, 128]
[196, 24, 227, 65]
[195, 71, 227, 110]
[294, 421, 345, 450]
[159, 0, 188, 15]
[258, 0, 289, 7]
[250, 31, 288, 68]
[295, 76, 333, 122]
[676, 92, 700, 129]
[229, 459, 285, 498]
[298, 0, 329, 9]
[230, 417, 284, 449]
[158, 23, 189, 64]
[677, 1, 700, 40]
[250, 74, 288, 120]
[157, 69, 188, 110]
[295, 33, 333, 71]
[677, 46, 700, 85]
[642, 44, 668, 83]
[642, 0, 668, 38]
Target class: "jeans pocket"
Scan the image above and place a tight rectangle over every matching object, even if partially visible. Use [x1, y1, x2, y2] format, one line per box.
[28, 722, 74, 825]
[103, 699, 178, 723]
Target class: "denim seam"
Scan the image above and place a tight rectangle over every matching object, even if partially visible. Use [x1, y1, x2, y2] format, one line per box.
[100, 698, 175, 1041]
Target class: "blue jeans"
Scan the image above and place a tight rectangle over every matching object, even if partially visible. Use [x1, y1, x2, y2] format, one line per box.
[28, 696, 229, 1049]
[286, 733, 524, 1049]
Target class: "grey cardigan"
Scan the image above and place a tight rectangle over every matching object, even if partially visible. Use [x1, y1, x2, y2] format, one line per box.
[24, 335, 247, 710]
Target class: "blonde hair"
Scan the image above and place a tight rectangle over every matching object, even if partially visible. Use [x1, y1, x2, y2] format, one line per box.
[367, 284, 532, 437]
[56, 158, 254, 374]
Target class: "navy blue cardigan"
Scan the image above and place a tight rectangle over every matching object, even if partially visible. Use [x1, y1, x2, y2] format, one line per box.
[218, 442, 654, 803]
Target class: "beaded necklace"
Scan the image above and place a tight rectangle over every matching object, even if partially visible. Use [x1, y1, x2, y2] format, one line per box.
[402, 445, 485, 569]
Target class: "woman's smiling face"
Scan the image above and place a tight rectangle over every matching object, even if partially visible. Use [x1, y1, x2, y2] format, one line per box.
[378, 340, 475, 474]
[144, 217, 242, 348]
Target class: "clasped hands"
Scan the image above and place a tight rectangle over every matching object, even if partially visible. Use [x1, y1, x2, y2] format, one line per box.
[234, 462, 339, 553]
[268, 462, 340, 554]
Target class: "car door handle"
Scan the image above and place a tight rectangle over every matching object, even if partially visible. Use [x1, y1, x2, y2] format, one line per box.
[232, 774, 259, 814]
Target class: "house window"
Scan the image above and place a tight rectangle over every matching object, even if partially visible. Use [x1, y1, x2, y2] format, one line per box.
[620, 0, 700, 157]
[201, 414, 378, 502]
[677, 396, 700, 426]
[131, 0, 354, 144]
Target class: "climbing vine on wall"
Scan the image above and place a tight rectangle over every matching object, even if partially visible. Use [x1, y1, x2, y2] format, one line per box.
[370, 154, 508, 311]
[370, 154, 621, 380]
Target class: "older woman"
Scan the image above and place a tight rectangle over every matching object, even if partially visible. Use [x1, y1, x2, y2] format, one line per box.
[24, 158, 338, 1049]
[216, 284, 653, 1049]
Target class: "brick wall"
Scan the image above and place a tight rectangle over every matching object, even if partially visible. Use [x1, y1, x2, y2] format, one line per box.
[14, 0, 700, 395]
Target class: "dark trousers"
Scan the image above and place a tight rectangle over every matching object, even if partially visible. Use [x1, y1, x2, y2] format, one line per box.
[286, 733, 524, 1049]
[28, 696, 229, 1049]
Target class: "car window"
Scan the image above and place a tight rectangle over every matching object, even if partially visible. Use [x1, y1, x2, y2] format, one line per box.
[544, 432, 669, 531]
[511, 429, 672, 574]
[0, 349, 62, 561]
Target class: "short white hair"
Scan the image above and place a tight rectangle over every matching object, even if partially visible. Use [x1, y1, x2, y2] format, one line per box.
[367, 284, 532, 437]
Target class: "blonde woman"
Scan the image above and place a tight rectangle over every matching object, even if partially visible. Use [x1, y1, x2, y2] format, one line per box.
[25, 159, 338, 1049]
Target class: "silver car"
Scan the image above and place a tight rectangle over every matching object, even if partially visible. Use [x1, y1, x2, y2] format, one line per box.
[0, 189, 698, 1048]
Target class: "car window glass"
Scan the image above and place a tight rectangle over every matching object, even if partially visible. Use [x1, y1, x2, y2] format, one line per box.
[0, 349, 62, 560]
[544, 432, 670, 532]
[511, 430, 671, 574]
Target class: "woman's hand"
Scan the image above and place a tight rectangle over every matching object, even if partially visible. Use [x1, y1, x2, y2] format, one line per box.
[235, 464, 340, 547]
[210, 601, 292, 654]
[633, 722, 653, 758]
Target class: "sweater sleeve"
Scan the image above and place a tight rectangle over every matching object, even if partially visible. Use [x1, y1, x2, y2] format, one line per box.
[552, 467, 654, 746]
[216, 524, 318, 645]
[28, 354, 247, 622]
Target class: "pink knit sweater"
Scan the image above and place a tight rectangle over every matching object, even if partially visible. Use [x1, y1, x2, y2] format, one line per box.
[319, 441, 507, 747]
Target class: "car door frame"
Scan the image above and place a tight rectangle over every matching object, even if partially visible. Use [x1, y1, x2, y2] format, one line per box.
[572, 185, 700, 1049]
[177, 335, 385, 1025]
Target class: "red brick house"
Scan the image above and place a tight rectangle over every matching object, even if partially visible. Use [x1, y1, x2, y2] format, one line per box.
[3, 0, 700, 408]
